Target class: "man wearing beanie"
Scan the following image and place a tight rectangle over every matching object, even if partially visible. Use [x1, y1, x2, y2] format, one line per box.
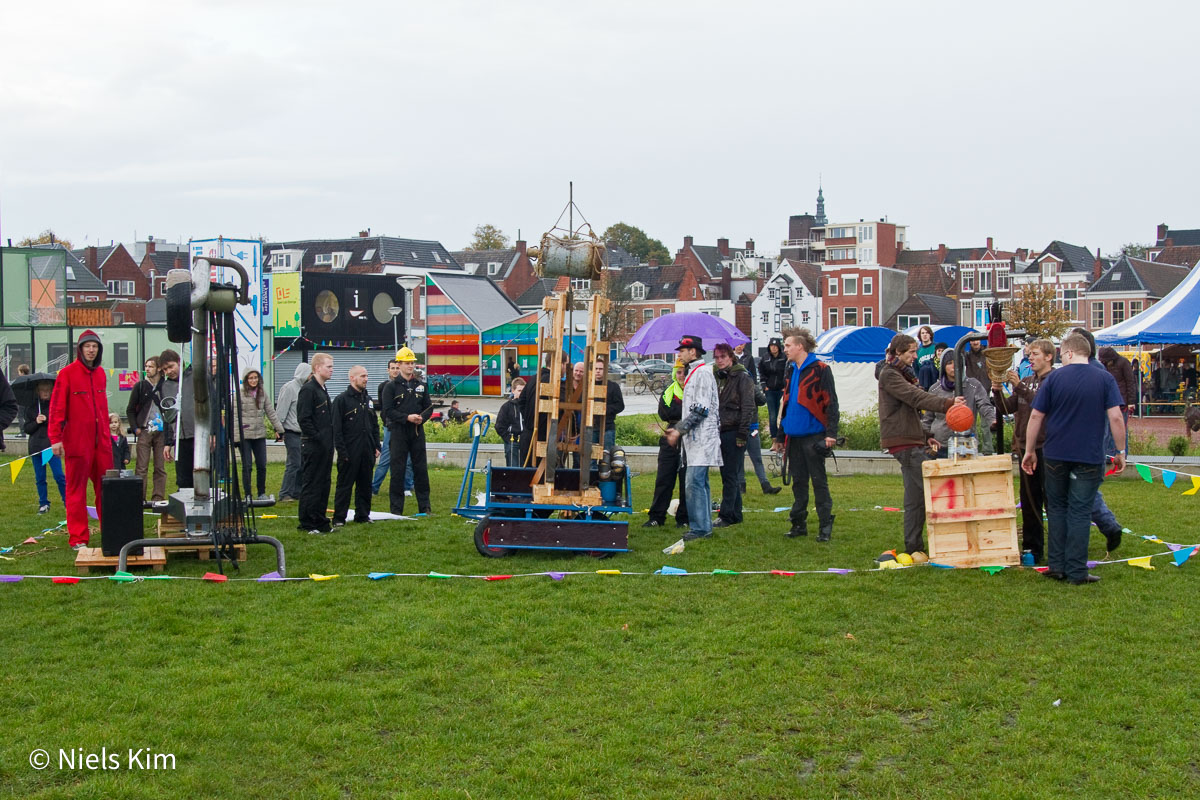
[48, 330, 113, 549]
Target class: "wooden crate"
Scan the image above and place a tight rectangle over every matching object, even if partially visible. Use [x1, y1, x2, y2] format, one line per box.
[156, 517, 185, 537]
[75, 547, 167, 575]
[922, 454, 1019, 567]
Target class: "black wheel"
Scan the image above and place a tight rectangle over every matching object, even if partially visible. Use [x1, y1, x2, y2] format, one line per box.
[165, 278, 193, 343]
[474, 516, 513, 558]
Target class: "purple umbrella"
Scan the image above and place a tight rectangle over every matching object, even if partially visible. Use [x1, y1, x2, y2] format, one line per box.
[625, 312, 749, 355]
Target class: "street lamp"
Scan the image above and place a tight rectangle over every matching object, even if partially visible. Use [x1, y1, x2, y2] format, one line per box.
[387, 306, 403, 352]
[395, 275, 423, 346]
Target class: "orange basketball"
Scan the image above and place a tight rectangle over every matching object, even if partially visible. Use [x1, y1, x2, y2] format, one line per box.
[945, 403, 975, 433]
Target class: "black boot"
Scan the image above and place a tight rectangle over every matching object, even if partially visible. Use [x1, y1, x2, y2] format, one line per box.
[817, 515, 834, 542]
[761, 483, 781, 495]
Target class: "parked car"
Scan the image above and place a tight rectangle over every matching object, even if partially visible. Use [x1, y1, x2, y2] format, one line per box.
[633, 358, 673, 375]
[614, 357, 639, 370]
[605, 362, 628, 377]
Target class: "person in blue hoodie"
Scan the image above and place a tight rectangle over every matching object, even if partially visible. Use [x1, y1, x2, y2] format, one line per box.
[772, 328, 840, 542]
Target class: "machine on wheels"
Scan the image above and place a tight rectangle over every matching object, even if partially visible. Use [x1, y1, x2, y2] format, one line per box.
[117, 257, 287, 576]
[455, 190, 633, 557]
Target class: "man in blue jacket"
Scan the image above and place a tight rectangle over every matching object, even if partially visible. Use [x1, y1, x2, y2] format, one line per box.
[773, 328, 840, 542]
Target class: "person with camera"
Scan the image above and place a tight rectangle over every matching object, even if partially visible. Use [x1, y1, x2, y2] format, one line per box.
[772, 328, 840, 541]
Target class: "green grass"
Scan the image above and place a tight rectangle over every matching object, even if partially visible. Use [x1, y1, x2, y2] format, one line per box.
[0, 459, 1196, 798]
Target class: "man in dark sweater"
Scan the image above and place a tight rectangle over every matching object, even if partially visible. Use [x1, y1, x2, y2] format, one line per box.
[495, 378, 526, 467]
[296, 353, 335, 533]
[593, 357, 625, 456]
[332, 365, 380, 526]
[713, 343, 756, 528]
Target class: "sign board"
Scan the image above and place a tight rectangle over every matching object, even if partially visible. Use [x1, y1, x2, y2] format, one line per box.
[301, 273, 403, 348]
[273, 272, 301, 338]
[190, 237, 263, 379]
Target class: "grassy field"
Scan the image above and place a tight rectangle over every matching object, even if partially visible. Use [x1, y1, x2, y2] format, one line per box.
[0, 457, 1196, 798]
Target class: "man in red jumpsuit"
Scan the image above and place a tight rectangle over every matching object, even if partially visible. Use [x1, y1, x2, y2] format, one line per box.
[48, 330, 113, 549]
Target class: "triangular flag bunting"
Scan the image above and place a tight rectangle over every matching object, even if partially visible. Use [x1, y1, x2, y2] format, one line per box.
[1135, 464, 1153, 483]
[1128, 556, 1155, 570]
[203, 572, 228, 582]
[596, 569, 621, 576]
[42, 449, 53, 466]
[770, 569, 795, 576]
[427, 571, 452, 579]
[52, 576, 79, 584]
[257, 571, 284, 581]
[712, 568, 739, 575]
[1163, 470, 1178, 488]
[547, 572, 565, 581]
[367, 572, 395, 581]
[1173, 547, 1196, 567]
[0, 575, 24, 582]
[109, 572, 136, 583]
[980, 565, 1005, 575]
[484, 575, 512, 581]
[657, 566, 688, 575]
[310, 573, 338, 581]
[1184, 477, 1200, 496]
[9, 457, 25, 483]
[21, 537, 37, 544]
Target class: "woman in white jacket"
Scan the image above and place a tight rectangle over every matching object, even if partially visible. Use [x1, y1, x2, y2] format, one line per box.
[233, 368, 283, 500]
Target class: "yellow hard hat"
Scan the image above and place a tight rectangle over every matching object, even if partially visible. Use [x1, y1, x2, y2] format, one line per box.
[396, 346, 417, 362]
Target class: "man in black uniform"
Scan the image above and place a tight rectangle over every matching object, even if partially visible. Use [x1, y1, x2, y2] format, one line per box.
[381, 347, 433, 515]
[297, 353, 335, 533]
[332, 365, 380, 527]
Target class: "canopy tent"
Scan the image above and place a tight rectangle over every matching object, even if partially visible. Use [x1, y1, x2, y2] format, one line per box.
[1095, 263, 1200, 345]
[813, 326, 895, 418]
[814, 326, 896, 363]
[902, 324, 978, 350]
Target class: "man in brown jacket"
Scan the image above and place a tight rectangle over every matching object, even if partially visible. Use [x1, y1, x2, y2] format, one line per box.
[995, 338, 1054, 563]
[878, 334, 963, 556]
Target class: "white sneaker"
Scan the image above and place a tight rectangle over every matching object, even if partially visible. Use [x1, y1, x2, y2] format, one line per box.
[405, 490, 413, 497]
[38, 505, 49, 514]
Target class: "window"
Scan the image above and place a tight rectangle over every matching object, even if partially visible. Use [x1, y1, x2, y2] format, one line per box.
[314, 253, 333, 266]
[1112, 301, 1125, 325]
[631, 283, 646, 300]
[762, 311, 770, 323]
[106, 280, 118, 294]
[862, 307, 873, 326]
[692, 287, 697, 299]
[828, 307, 839, 328]
[48, 343, 70, 365]
[112, 343, 129, 369]
[960, 269, 974, 292]
[828, 278, 838, 296]
[997, 267, 1010, 292]
[978, 269, 992, 293]
[571, 278, 592, 292]
[659, 308, 670, 316]
[801, 311, 810, 325]
[643, 309, 654, 322]
[362, 249, 376, 261]
[272, 252, 292, 269]
[768, 288, 777, 300]
[843, 276, 858, 295]
[1130, 300, 1143, 316]
[158, 280, 166, 296]
[779, 290, 791, 309]
[488, 262, 503, 276]
[1042, 259, 1057, 280]
[961, 301, 971, 325]
[331, 252, 350, 270]
[1091, 302, 1105, 329]
[844, 307, 858, 327]
[862, 275, 873, 294]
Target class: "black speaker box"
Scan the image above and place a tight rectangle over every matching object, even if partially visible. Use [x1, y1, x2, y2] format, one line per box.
[101, 476, 145, 557]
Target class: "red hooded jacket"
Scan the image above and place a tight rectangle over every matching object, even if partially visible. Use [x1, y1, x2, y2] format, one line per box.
[48, 330, 112, 456]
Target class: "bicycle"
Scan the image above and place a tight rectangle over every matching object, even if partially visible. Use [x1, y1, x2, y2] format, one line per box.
[632, 375, 668, 396]
[428, 373, 457, 400]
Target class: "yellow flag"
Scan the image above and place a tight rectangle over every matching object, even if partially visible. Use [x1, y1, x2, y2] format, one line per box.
[9, 457, 25, 483]
[309, 573, 339, 581]
[596, 569, 621, 576]
[1184, 477, 1200, 496]
[1128, 556, 1155, 570]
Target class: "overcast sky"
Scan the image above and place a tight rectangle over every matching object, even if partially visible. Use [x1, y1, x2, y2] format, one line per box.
[2, 0, 1196, 258]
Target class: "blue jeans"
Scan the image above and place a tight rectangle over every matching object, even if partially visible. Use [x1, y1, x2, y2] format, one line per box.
[34, 453, 67, 507]
[280, 431, 302, 498]
[1043, 459, 1105, 581]
[684, 465, 713, 539]
[765, 390, 783, 439]
[372, 428, 391, 493]
[505, 439, 521, 467]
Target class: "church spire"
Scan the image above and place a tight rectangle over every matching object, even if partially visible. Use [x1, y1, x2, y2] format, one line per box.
[815, 178, 827, 226]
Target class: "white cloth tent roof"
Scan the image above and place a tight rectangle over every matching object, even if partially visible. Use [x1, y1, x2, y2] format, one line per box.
[1095, 263, 1200, 345]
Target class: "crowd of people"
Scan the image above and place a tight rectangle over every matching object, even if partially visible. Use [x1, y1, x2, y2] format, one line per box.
[8, 324, 1143, 579]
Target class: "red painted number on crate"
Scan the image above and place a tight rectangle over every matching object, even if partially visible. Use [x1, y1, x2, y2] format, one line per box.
[930, 478, 957, 509]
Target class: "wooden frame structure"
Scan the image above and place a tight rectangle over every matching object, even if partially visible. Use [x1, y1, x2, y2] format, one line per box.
[528, 291, 611, 506]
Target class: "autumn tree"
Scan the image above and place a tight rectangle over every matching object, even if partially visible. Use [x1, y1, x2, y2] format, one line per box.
[1006, 283, 1073, 340]
[1106, 242, 1151, 259]
[18, 228, 74, 251]
[602, 222, 671, 265]
[465, 224, 509, 251]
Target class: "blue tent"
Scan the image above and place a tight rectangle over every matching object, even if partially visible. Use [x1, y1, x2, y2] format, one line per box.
[1095, 263, 1200, 344]
[814, 326, 896, 363]
[902, 324, 977, 350]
